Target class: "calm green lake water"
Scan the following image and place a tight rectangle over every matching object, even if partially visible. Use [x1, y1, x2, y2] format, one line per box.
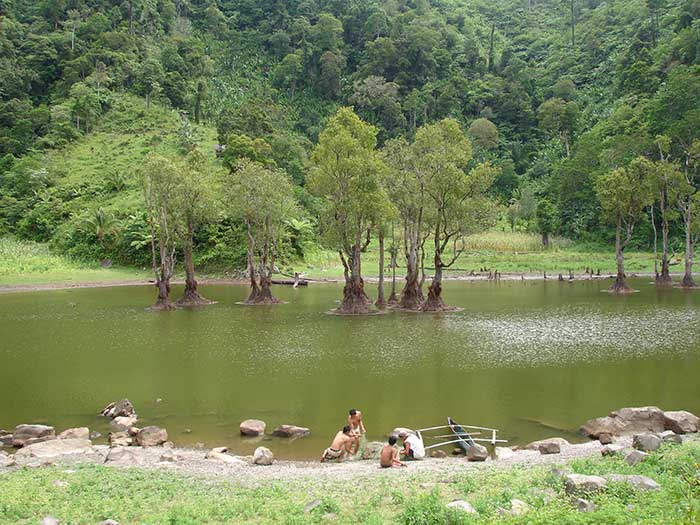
[1, 279, 699, 459]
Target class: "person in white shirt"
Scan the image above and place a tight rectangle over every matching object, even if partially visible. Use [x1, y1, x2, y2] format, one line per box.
[398, 430, 425, 459]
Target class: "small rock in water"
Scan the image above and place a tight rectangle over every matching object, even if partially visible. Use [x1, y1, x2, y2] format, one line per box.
[304, 499, 323, 513]
[182, 429, 193, 434]
[12, 424, 55, 447]
[272, 425, 310, 438]
[253, 446, 274, 466]
[211, 446, 228, 454]
[155, 398, 163, 404]
[136, 426, 168, 447]
[633, 434, 661, 452]
[100, 399, 135, 419]
[575, 498, 597, 513]
[240, 419, 266, 436]
[90, 431, 101, 440]
[625, 449, 648, 466]
[58, 427, 90, 441]
[446, 500, 477, 514]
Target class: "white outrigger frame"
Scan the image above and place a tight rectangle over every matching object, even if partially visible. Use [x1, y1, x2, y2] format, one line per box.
[414, 418, 507, 451]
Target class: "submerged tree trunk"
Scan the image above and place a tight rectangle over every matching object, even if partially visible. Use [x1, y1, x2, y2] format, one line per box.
[657, 193, 673, 285]
[177, 220, 213, 307]
[245, 219, 282, 304]
[422, 223, 448, 311]
[388, 235, 398, 304]
[681, 214, 696, 288]
[337, 237, 372, 314]
[376, 230, 386, 309]
[244, 221, 260, 303]
[399, 222, 423, 310]
[609, 215, 632, 294]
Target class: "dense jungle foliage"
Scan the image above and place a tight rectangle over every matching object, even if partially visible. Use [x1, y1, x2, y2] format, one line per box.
[1, 0, 699, 271]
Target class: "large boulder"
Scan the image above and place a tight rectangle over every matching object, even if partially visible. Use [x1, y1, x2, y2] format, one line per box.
[272, 425, 310, 438]
[575, 498, 597, 513]
[581, 407, 665, 438]
[0, 433, 13, 446]
[15, 438, 93, 459]
[111, 416, 138, 432]
[100, 399, 135, 419]
[525, 437, 570, 451]
[564, 474, 607, 495]
[660, 430, 683, 445]
[633, 434, 661, 452]
[466, 443, 488, 461]
[136, 426, 168, 447]
[240, 419, 266, 436]
[663, 411, 700, 434]
[11, 424, 55, 447]
[58, 427, 90, 440]
[0, 452, 16, 468]
[253, 446, 274, 466]
[606, 474, 660, 492]
[108, 432, 133, 447]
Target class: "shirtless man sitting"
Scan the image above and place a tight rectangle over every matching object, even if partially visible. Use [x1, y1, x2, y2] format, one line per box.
[320, 426, 354, 462]
[347, 408, 366, 454]
[380, 435, 405, 468]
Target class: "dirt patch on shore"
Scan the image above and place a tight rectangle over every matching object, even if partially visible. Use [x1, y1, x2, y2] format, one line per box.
[1, 438, 630, 488]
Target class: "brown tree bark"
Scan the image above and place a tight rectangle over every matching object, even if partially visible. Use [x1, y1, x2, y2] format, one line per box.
[657, 191, 673, 285]
[244, 221, 260, 303]
[422, 222, 450, 311]
[609, 214, 633, 294]
[245, 218, 282, 304]
[399, 222, 423, 310]
[681, 218, 696, 288]
[337, 235, 372, 315]
[387, 232, 398, 304]
[176, 219, 214, 307]
[376, 230, 386, 309]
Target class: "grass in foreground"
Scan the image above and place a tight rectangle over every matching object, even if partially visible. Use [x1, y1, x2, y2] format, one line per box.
[0, 442, 698, 524]
[0, 237, 146, 286]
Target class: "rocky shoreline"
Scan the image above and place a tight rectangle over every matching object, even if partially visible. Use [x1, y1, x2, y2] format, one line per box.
[2, 404, 698, 488]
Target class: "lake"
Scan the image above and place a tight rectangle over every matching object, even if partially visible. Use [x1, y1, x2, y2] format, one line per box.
[1, 278, 699, 459]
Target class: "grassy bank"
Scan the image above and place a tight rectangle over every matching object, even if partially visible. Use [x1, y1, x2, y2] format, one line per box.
[0, 232, 665, 287]
[0, 237, 146, 286]
[294, 232, 659, 280]
[1, 441, 698, 524]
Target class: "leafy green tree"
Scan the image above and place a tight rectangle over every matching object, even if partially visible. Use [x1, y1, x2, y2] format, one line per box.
[273, 53, 303, 98]
[537, 97, 579, 158]
[595, 157, 655, 293]
[350, 76, 406, 139]
[221, 134, 275, 170]
[174, 149, 216, 306]
[80, 207, 119, 256]
[139, 153, 181, 310]
[223, 159, 298, 304]
[467, 118, 499, 156]
[536, 198, 558, 248]
[417, 119, 498, 311]
[309, 107, 388, 314]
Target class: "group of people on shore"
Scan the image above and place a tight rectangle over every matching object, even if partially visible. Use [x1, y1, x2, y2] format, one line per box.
[320, 409, 425, 468]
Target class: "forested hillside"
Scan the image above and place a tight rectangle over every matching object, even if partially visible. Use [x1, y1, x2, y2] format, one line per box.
[1, 0, 699, 279]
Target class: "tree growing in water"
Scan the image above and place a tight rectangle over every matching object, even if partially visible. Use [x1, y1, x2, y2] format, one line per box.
[595, 157, 655, 293]
[140, 154, 180, 310]
[417, 119, 498, 312]
[225, 159, 297, 304]
[174, 149, 216, 307]
[381, 137, 426, 310]
[669, 139, 700, 288]
[309, 107, 389, 315]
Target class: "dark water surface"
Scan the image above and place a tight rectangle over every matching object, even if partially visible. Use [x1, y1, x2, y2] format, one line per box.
[1, 279, 699, 459]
